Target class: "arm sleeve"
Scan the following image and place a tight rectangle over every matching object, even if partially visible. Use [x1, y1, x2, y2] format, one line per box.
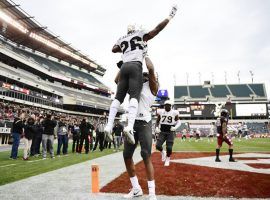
[157, 109, 162, 115]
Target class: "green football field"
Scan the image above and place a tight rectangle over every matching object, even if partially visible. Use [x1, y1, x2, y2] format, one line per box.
[0, 145, 115, 186]
[0, 138, 269, 186]
[172, 137, 270, 152]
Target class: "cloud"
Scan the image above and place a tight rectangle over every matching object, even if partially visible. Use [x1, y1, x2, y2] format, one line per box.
[14, 0, 270, 99]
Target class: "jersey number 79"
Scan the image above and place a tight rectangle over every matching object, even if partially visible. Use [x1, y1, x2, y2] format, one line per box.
[161, 116, 173, 123]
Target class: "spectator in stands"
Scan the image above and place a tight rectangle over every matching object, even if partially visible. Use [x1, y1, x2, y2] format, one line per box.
[70, 120, 80, 153]
[10, 111, 25, 159]
[113, 120, 123, 151]
[56, 118, 68, 156]
[78, 118, 92, 154]
[42, 114, 57, 159]
[23, 116, 35, 160]
[93, 117, 106, 152]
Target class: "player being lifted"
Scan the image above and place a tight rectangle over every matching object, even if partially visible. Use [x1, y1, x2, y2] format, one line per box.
[155, 100, 181, 166]
[215, 109, 236, 162]
[105, 5, 178, 144]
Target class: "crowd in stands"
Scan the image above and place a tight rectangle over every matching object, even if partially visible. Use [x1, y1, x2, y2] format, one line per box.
[0, 101, 124, 160]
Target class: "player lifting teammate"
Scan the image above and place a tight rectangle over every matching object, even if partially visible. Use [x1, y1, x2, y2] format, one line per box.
[155, 100, 181, 166]
[215, 109, 236, 162]
[105, 5, 178, 144]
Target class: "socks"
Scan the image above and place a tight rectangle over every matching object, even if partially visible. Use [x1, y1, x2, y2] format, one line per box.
[127, 98, 138, 130]
[216, 148, 220, 159]
[107, 99, 120, 129]
[147, 180, 155, 196]
[229, 149, 233, 159]
[130, 176, 141, 190]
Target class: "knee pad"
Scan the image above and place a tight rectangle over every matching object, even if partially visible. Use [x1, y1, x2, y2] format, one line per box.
[166, 144, 173, 156]
[156, 144, 163, 151]
[141, 149, 150, 160]
[123, 151, 132, 160]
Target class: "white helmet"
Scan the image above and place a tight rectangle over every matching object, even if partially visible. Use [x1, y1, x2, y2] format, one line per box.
[127, 24, 136, 33]
[164, 100, 173, 105]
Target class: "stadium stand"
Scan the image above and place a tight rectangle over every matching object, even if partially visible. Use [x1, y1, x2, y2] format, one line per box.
[248, 84, 266, 97]
[228, 84, 253, 97]
[0, 0, 121, 119]
[210, 85, 230, 98]
[175, 83, 267, 102]
[154, 82, 269, 138]
[189, 86, 210, 98]
[174, 86, 189, 99]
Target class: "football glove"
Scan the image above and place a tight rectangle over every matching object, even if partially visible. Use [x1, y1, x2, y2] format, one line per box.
[170, 126, 176, 132]
[169, 4, 178, 19]
[117, 60, 123, 69]
[155, 127, 161, 134]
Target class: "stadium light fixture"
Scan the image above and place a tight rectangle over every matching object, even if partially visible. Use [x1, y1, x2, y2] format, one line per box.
[0, 9, 97, 69]
[237, 71, 240, 84]
[211, 72, 214, 84]
[249, 70, 254, 84]
[0, 10, 28, 33]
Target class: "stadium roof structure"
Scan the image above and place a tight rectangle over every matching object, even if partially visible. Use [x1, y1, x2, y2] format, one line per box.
[174, 83, 268, 103]
[0, 0, 106, 76]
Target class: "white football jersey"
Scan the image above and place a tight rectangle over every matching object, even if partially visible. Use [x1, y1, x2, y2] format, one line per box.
[116, 30, 147, 63]
[136, 81, 156, 122]
[157, 109, 179, 126]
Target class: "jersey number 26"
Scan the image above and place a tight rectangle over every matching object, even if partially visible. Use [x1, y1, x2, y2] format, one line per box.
[121, 36, 144, 53]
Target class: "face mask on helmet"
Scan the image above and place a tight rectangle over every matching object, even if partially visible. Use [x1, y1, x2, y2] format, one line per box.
[220, 109, 229, 118]
[164, 104, 172, 112]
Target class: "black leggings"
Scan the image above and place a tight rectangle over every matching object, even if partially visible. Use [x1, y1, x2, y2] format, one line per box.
[115, 61, 143, 103]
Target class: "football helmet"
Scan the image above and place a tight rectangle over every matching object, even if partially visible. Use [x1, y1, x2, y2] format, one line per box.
[127, 24, 136, 34]
[164, 100, 173, 105]
[220, 109, 229, 117]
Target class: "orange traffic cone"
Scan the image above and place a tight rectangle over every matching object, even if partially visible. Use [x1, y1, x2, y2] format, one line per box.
[91, 164, 99, 193]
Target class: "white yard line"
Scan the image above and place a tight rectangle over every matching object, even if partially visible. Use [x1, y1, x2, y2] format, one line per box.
[0, 163, 16, 168]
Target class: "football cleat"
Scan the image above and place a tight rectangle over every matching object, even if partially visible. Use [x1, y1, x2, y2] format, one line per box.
[123, 127, 135, 144]
[161, 150, 166, 162]
[164, 156, 170, 166]
[124, 187, 143, 199]
[229, 158, 236, 162]
[215, 158, 221, 162]
[104, 126, 113, 142]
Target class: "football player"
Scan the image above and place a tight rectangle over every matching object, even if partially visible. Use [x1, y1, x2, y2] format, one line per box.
[115, 56, 159, 200]
[155, 100, 181, 166]
[195, 128, 201, 142]
[208, 122, 215, 142]
[237, 122, 243, 141]
[105, 5, 178, 145]
[181, 128, 187, 142]
[215, 109, 235, 162]
[189, 129, 194, 142]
